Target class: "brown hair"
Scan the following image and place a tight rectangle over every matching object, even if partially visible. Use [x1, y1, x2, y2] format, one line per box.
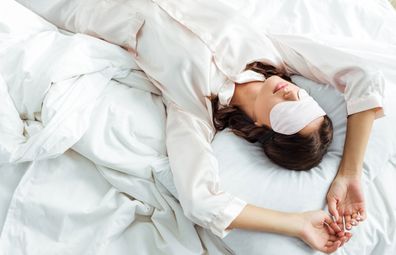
[212, 62, 333, 170]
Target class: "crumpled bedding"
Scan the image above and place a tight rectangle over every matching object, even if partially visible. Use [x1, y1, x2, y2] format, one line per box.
[0, 1, 227, 254]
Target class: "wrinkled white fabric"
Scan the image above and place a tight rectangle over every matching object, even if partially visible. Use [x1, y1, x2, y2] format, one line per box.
[15, 0, 396, 240]
[1, 2, 233, 255]
[0, 13, 134, 163]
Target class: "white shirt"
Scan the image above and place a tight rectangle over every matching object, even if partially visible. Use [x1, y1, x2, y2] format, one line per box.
[18, 0, 389, 238]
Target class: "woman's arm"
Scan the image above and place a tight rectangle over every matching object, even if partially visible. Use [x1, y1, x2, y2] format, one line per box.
[327, 108, 377, 228]
[165, 102, 247, 238]
[165, 102, 349, 252]
[337, 109, 377, 177]
[228, 204, 347, 253]
[269, 34, 386, 230]
[16, 0, 141, 50]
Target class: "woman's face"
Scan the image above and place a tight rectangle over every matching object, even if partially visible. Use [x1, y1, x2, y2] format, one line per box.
[253, 75, 323, 134]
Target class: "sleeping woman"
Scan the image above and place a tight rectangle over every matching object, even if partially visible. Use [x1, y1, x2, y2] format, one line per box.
[124, 1, 384, 253]
[126, 2, 383, 253]
[17, 0, 385, 253]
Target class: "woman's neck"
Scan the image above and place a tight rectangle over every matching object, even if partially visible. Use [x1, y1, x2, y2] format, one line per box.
[230, 81, 262, 120]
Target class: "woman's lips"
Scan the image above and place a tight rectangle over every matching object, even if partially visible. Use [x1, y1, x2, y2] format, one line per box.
[273, 82, 288, 94]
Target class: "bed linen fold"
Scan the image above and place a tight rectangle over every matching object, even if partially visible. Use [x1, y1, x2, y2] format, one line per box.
[0, 2, 228, 254]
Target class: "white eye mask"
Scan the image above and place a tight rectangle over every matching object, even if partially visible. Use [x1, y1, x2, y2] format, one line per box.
[269, 90, 326, 135]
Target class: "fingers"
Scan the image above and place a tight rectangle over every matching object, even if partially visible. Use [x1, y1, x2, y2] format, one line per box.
[328, 235, 338, 242]
[326, 240, 336, 246]
[325, 215, 345, 237]
[345, 215, 352, 230]
[324, 222, 335, 235]
[336, 217, 345, 237]
[344, 232, 353, 243]
[323, 240, 341, 254]
[338, 236, 348, 247]
[324, 209, 362, 250]
[322, 215, 354, 253]
[324, 232, 352, 252]
[325, 216, 343, 236]
[351, 212, 359, 226]
[337, 231, 353, 248]
[345, 209, 365, 231]
[327, 198, 339, 221]
[351, 215, 359, 228]
[358, 209, 367, 221]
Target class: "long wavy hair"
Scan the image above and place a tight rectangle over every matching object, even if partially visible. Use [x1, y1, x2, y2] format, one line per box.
[212, 62, 333, 170]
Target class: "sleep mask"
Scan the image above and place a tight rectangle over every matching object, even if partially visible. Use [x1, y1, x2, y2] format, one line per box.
[269, 89, 326, 135]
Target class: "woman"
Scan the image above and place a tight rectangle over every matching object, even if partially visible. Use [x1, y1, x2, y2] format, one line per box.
[131, 2, 381, 252]
[17, 0, 385, 253]
[127, 1, 366, 252]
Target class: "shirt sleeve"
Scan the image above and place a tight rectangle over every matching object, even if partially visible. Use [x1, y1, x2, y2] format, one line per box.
[165, 101, 247, 238]
[268, 34, 385, 118]
[15, 0, 144, 50]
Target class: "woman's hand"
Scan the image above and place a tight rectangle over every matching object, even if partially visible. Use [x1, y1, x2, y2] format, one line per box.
[228, 205, 350, 253]
[327, 109, 376, 229]
[296, 210, 350, 253]
[327, 174, 366, 230]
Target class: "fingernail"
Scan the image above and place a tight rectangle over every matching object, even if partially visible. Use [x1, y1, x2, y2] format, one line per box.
[357, 217, 361, 221]
[351, 221, 356, 225]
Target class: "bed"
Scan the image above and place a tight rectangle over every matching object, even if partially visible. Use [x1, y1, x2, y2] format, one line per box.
[1, 0, 395, 254]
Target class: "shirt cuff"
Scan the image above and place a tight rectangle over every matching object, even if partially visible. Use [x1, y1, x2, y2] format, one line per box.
[209, 195, 247, 238]
[346, 94, 385, 119]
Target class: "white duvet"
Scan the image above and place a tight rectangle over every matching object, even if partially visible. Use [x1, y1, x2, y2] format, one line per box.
[0, 1, 225, 255]
[1, 1, 396, 255]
